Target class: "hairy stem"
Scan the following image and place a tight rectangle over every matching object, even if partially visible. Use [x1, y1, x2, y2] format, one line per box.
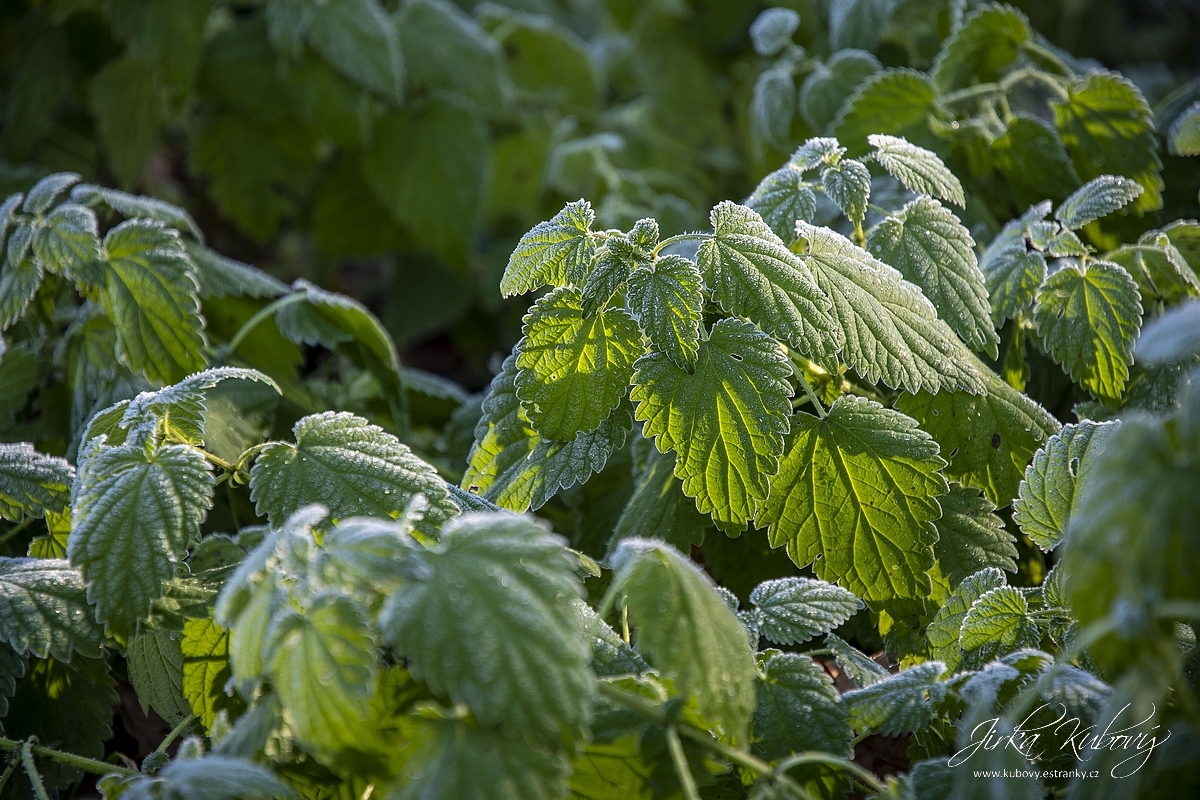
[775, 752, 885, 794]
[665, 726, 702, 800]
[652, 233, 713, 257]
[1021, 41, 1074, 76]
[156, 714, 197, 754]
[0, 517, 35, 549]
[21, 741, 51, 800]
[0, 738, 139, 779]
[0, 751, 20, 794]
[797, 373, 827, 419]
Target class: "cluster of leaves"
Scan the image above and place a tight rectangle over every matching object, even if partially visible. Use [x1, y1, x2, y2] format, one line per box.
[2, 5, 1200, 800]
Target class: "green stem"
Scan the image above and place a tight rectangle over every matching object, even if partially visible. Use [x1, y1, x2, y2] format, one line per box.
[156, 714, 197, 754]
[940, 81, 1003, 106]
[1021, 40, 1074, 76]
[775, 753, 885, 794]
[652, 233, 713, 257]
[0, 517, 35, 549]
[665, 726, 702, 800]
[0, 751, 20, 794]
[852, 219, 865, 247]
[797, 373, 827, 419]
[21, 741, 51, 800]
[223, 293, 305, 357]
[0, 737, 139, 779]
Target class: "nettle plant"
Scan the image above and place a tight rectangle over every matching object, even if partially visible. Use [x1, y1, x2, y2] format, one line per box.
[0, 150, 1199, 798]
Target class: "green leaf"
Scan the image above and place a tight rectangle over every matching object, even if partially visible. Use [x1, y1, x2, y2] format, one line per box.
[271, 0, 404, 101]
[1054, 71, 1163, 213]
[87, 54, 166, 187]
[696, 202, 839, 367]
[315, 513, 421, 595]
[843, 661, 946, 735]
[0, 442, 73, 521]
[980, 234, 1048, 326]
[71, 184, 203, 243]
[868, 135, 965, 207]
[1168, 101, 1200, 156]
[481, 7, 601, 113]
[266, 593, 379, 756]
[1055, 174, 1144, 231]
[127, 629, 191, 724]
[959, 586, 1041, 662]
[749, 577, 862, 645]
[119, 366, 279, 447]
[992, 114, 1082, 203]
[610, 539, 757, 743]
[753, 651, 851, 760]
[926, 566, 1006, 672]
[821, 158, 871, 224]
[69, 440, 214, 638]
[750, 8, 800, 56]
[380, 513, 593, 742]
[250, 411, 457, 531]
[117, 755, 293, 800]
[500, 200, 597, 296]
[631, 317, 793, 533]
[395, 720, 569, 800]
[186, 243, 289, 301]
[751, 68, 796, 148]
[626, 254, 703, 370]
[514, 286, 642, 440]
[31, 203, 101, 282]
[759, 396, 946, 601]
[1135, 299, 1200, 364]
[100, 219, 207, 384]
[181, 616, 243, 733]
[105, 0, 209, 91]
[611, 446, 708, 556]
[796, 222, 985, 395]
[363, 100, 489, 266]
[745, 166, 818, 244]
[577, 600, 648, 678]
[1033, 260, 1143, 400]
[0, 254, 42, 331]
[930, 4, 1029, 91]
[1013, 421, 1116, 552]
[0, 645, 23, 719]
[867, 196, 997, 356]
[832, 69, 940, 155]
[569, 736, 655, 800]
[932, 484, 1017, 588]
[790, 137, 846, 172]
[799, 49, 881, 132]
[581, 236, 639, 316]
[397, 0, 508, 113]
[897, 353, 1060, 507]
[0, 557, 102, 660]
[22, 173, 80, 215]
[462, 356, 631, 512]
[825, 632, 889, 687]
[829, 0, 898, 52]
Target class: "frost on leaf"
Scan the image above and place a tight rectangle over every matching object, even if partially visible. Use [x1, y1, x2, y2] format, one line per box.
[68, 440, 214, 638]
[1013, 421, 1117, 552]
[610, 539, 757, 744]
[758, 396, 946, 601]
[746, 166, 817, 244]
[843, 661, 946, 736]
[119, 367, 279, 446]
[821, 158, 871, 224]
[500, 200, 596, 296]
[797, 222, 985, 394]
[462, 356, 630, 512]
[867, 196, 997, 356]
[0, 558, 103, 660]
[959, 586, 1041, 664]
[932, 484, 1017, 587]
[753, 651, 851, 760]
[697, 201, 840, 368]
[0, 442, 74, 521]
[749, 577, 862, 645]
[1055, 175, 1144, 231]
[1033, 260, 1143, 401]
[381, 513, 592, 744]
[514, 286, 642, 440]
[868, 135, 965, 207]
[626, 254, 703, 370]
[926, 567, 1007, 672]
[631, 317, 793, 534]
[250, 411, 457, 533]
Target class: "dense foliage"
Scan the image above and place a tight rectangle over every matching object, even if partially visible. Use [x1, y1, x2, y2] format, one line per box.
[2, 1, 1200, 799]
